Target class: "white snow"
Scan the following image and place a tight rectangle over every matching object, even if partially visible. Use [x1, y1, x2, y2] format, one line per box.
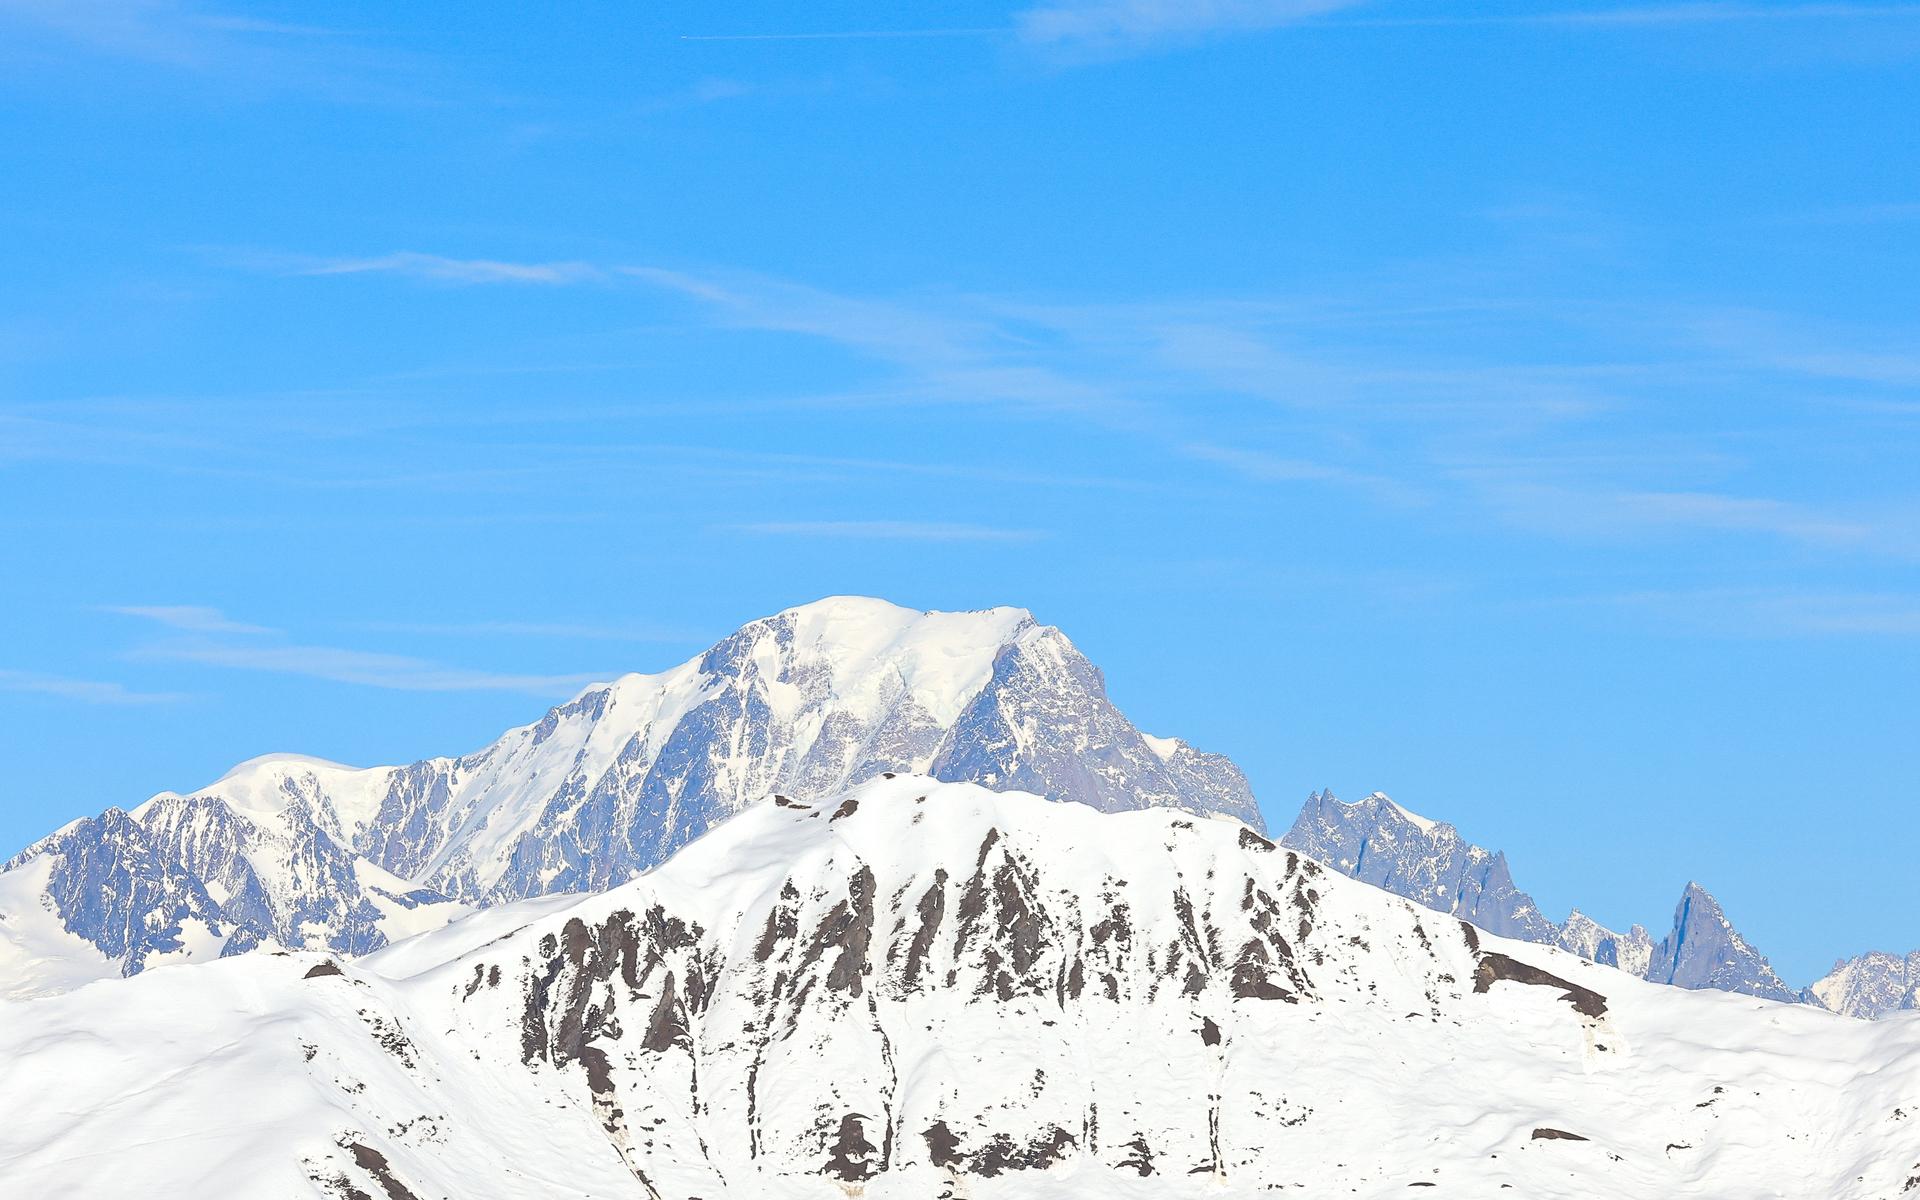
[5, 776, 1916, 1198]
[267, 597, 1039, 894]
[1372, 791, 1439, 833]
[135, 753, 399, 837]
[1139, 733, 1181, 761]
[0, 857, 119, 1000]
[350, 858, 471, 944]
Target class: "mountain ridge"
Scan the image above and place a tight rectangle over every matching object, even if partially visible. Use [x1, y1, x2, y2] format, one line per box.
[1281, 788, 1799, 1004]
[5, 775, 1914, 1199]
[0, 597, 1259, 996]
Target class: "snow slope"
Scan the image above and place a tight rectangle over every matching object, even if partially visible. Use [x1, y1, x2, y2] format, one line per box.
[5, 776, 1917, 1199]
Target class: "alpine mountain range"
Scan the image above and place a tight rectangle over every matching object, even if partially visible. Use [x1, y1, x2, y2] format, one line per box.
[0, 596, 1909, 1024]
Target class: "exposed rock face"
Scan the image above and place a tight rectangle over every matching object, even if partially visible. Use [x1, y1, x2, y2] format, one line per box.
[8, 778, 1917, 1200]
[1556, 909, 1654, 977]
[929, 624, 1259, 828]
[2, 783, 468, 994]
[5, 808, 233, 974]
[1280, 789, 1556, 941]
[1645, 883, 1796, 1002]
[0, 599, 1258, 992]
[1283, 790, 1800, 1006]
[1806, 950, 1920, 1019]
[465, 778, 1595, 1192]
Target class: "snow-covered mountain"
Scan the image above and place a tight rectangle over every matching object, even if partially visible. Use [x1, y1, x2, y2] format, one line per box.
[4, 777, 1915, 1199]
[1281, 788, 1557, 941]
[0, 758, 471, 1001]
[1808, 950, 1920, 1020]
[0, 598, 1258, 995]
[1282, 789, 1799, 1005]
[1555, 907, 1654, 977]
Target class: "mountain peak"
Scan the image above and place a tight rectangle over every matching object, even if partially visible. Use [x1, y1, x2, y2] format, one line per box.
[1281, 789, 1555, 943]
[1, 598, 1255, 995]
[1806, 948, 1920, 1019]
[1369, 792, 1442, 833]
[1647, 881, 1795, 1002]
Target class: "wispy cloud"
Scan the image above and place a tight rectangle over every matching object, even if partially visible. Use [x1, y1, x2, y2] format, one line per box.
[1335, 3, 1920, 28]
[0, 668, 185, 705]
[624, 267, 993, 368]
[1016, 0, 1360, 52]
[1606, 490, 1874, 545]
[681, 3, 1920, 54]
[1008, 0, 1920, 55]
[129, 641, 602, 694]
[101, 604, 273, 634]
[298, 252, 605, 286]
[0, 0, 435, 101]
[1571, 588, 1920, 636]
[625, 265, 1155, 420]
[1776, 201, 1920, 225]
[0, 0, 274, 66]
[680, 28, 1001, 42]
[109, 606, 605, 695]
[1687, 310, 1920, 387]
[1468, 480, 1887, 550]
[350, 619, 704, 643]
[1181, 441, 1424, 501]
[722, 520, 1046, 542]
[247, 247, 1920, 564]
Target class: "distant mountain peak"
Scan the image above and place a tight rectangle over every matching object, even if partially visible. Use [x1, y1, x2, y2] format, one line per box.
[0, 598, 1257, 997]
[1282, 790, 1799, 1007]
[1647, 881, 1795, 1002]
[1281, 788, 1555, 943]
[1806, 949, 1920, 1019]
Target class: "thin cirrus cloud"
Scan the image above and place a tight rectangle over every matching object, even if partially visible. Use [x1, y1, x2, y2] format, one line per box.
[349, 619, 706, 643]
[1467, 481, 1887, 551]
[0, 669, 185, 706]
[107, 605, 606, 695]
[296, 252, 605, 286]
[1327, 3, 1920, 29]
[99, 604, 274, 634]
[622, 266, 1161, 422]
[1007, 0, 1920, 56]
[1570, 588, 1920, 637]
[675, 1, 1366, 52]
[1179, 441, 1427, 503]
[129, 641, 603, 694]
[1015, 0, 1363, 50]
[0, 0, 439, 103]
[260, 250, 1918, 563]
[723, 520, 1047, 542]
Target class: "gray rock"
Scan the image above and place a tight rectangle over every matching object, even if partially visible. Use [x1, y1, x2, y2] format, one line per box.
[1805, 950, 1920, 1019]
[1280, 789, 1555, 941]
[1282, 790, 1802, 1007]
[1644, 882, 1796, 1002]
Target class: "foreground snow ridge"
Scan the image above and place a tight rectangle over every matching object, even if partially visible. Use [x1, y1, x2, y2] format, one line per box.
[6, 776, 1917, 1199]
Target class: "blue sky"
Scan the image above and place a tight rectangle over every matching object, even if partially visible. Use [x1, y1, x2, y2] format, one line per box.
[3, 0, 1917, 985]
